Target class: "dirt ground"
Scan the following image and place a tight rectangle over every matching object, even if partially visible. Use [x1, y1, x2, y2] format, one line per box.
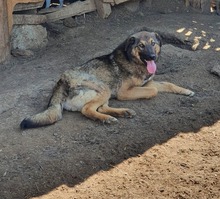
[0, 1, 220, 199]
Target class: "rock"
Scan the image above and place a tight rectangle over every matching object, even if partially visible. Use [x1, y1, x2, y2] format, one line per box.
[143, 0, 152, 9]
[124, 0, 140, 12]
[63, 17, 77, 28]
[211, 64, 220, 77]
[11, 25, 48, 50]
[11, 49, 34, 57]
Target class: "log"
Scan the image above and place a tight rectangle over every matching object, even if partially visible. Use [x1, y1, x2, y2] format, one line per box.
[7, 0, 44, 32]
[14, 1, 44, 11]
[0, 0, 10, 63]
[114, 0, 129, 5]
[46, 0, 96, 22]
[13, 14, 47, 25]
[94, 0, 111, 18]
[102, 0, 114, 4]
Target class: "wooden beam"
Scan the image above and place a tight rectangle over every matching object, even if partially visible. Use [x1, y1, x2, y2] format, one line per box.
[38, 7, 62, 15]
[13, 14, 47, 25]
[0, 0, 10, 63]
[46, 0, 96, 22]
[114, 0, 129, 5]
[94, 0, 111, 18]
[102, 0, 114, 4]
[14, 1, 44, 11]
[7, 0, 44, 32]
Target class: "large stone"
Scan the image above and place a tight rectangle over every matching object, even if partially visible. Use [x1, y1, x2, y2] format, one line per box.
[11, 25, 48, 50]
[142, 0, 152, 9]
[124, 0, 140, 12]
[11, 49, 34, 57]
[211, 64, 220, 78]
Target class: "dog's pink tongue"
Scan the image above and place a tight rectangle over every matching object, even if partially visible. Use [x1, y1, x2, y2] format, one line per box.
[146, 61, 157, 74]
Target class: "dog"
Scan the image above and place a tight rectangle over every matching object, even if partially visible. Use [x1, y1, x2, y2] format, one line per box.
[20, 31, 194, 129]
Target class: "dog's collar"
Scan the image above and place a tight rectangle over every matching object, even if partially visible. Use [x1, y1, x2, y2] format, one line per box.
[142, 74, 155, 86]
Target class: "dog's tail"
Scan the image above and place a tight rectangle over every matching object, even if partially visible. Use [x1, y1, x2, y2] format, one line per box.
[20, 80, 67, 129]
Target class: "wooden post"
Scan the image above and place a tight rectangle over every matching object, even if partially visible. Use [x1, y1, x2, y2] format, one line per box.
[0, 0, 10, 63]
[46, 0, 96, 22]
[94, 0, 111, 18]
[7, 0, 44, 33]
[0, 0, 44, 63]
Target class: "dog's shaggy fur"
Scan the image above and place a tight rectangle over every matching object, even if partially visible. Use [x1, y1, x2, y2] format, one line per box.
[20, 31, 194, 129]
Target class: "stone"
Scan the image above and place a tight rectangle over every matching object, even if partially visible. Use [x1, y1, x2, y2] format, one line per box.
[124, 0, 140, 12]
[143, 0, 152, 8]
[11, 25, 48, 50]
[11, 49, 34, 57]
[211, 64, 220, 77]
[63, 17, 77, 28]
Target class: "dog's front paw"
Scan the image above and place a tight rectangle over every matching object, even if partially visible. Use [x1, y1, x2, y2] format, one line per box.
[123, 109, 136, 118]
[104, 116, 118, 124]
[186, 90, 195, 97]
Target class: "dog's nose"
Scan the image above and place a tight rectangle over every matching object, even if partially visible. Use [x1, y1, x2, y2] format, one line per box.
[150, 54, 156, 60]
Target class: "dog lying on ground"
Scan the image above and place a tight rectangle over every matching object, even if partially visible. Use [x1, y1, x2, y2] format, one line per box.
[20, 31, 194, 129]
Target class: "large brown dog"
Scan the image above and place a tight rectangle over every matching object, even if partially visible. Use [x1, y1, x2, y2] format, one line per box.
[20, 31, 194, 129]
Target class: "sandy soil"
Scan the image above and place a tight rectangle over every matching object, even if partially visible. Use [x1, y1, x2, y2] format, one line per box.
[0, 1, 220, 199]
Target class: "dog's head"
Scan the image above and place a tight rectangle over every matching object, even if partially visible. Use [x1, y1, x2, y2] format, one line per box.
[124, 31, 162, 74]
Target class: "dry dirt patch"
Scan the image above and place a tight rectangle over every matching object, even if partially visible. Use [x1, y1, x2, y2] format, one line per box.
[32, 121, 220, 199]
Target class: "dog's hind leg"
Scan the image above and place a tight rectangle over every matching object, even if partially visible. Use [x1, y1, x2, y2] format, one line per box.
[81, 88, 118, 124]
[145, 81, 195, 96]
[98, 104, 136, 118]
[82, 103, 118, 124]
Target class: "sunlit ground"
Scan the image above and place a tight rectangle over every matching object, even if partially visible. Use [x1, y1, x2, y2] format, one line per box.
[32, 120, 220, 199]
[176, 19, 220, 51]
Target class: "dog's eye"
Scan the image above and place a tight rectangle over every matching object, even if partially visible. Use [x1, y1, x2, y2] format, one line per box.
[151, 41, 156, 46]
[138, 43, 145, 49]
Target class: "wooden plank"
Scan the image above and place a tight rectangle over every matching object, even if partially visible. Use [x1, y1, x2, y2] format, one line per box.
[7, 0, 44, 32]
[0, 0, 10, 63]
[46, 0, 96, 22]
[94, 0, 111, 18]
[102, 0, 114, 3]
[38, 7, 61, 14]
[114, 0, 129, 5]
[14, 1, 44, 11]
[13, 14, 47, 25]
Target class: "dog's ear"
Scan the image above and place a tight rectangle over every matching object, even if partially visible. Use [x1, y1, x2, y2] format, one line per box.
[124, 36, 136, 61]
[155, 33, 162, 47]
[125, 37, 136, 51]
